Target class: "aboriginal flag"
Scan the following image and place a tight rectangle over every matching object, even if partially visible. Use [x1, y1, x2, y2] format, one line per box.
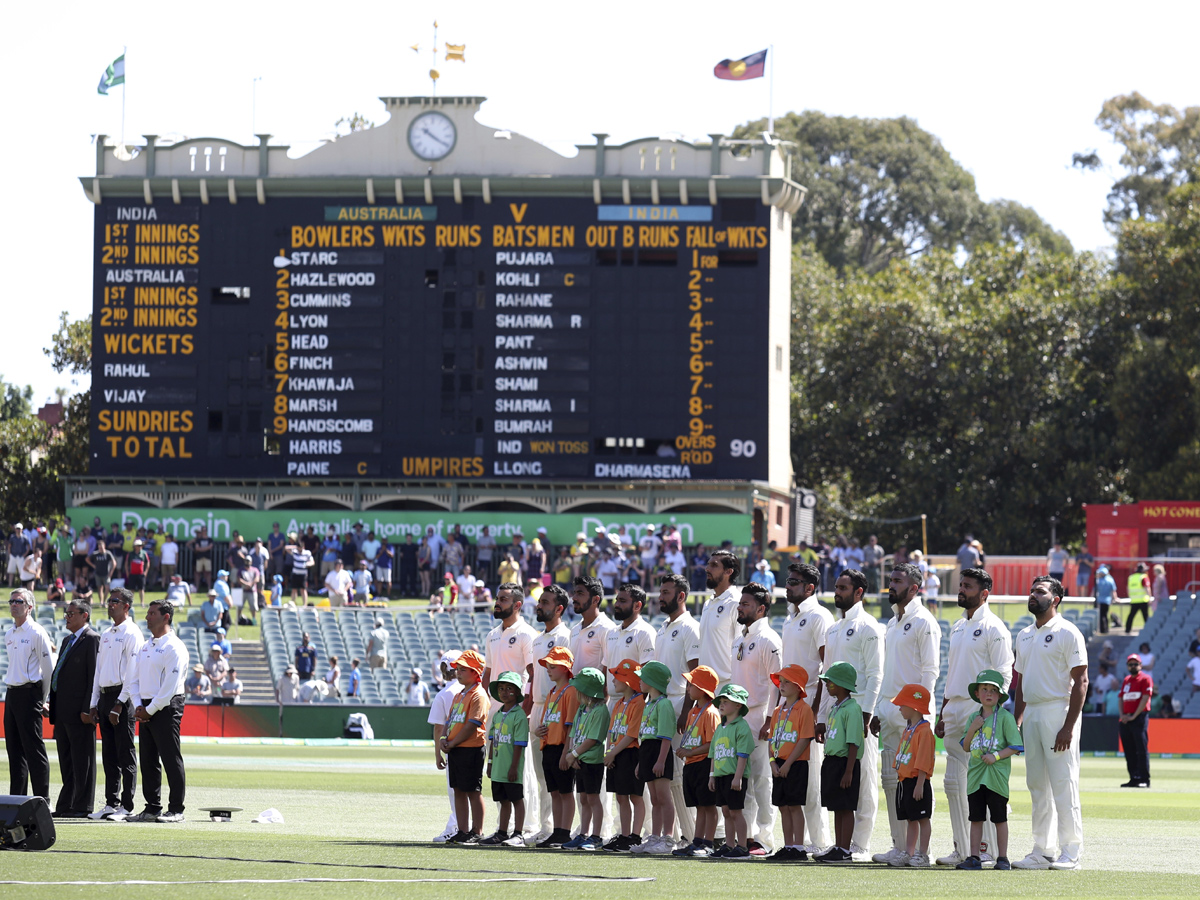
[714, 49, 767, 81]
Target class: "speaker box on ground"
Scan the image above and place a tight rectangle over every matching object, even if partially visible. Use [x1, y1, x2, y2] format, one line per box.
[0, 795, 56, 851]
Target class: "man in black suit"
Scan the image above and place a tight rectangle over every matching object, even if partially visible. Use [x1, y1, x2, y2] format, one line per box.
[49, 599, 100, 818]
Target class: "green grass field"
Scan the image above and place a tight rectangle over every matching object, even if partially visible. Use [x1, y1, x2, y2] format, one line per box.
[1, 743, 1197, 899]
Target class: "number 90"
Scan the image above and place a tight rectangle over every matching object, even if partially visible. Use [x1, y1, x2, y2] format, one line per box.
[730, 439, 757, 458]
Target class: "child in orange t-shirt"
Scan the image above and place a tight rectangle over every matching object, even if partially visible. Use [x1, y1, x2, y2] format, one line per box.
[602, 659, 646, 850]
[533, 645, 579, 848]
[674, 665, 722, 857]
[440, 649, 489, 842]
[768, 664, 816, 861]
[890, 684, 936, 867]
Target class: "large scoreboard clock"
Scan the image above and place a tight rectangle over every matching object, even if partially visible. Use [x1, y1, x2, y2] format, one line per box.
[407, 111, 457, 161]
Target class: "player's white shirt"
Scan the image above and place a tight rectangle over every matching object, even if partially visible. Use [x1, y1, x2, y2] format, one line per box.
[881, 596, 941, 700]
[1014, 614, 1087, 704]
[944, 601, 1014, 702]
[781, 595, 835, 697]
[485, 617, 538, 690]
[654, 611, 701, 700]
[530, 621, 572, 703]
[732, 616, 783, 712]
[697, 586, 740, 687]
[569, 611, 616, 674]
[604, 615, 656, 694]
[819, 602, 884, 723]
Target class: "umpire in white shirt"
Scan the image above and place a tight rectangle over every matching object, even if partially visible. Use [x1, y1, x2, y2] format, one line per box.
[89, 587, 146, 819]
[123, 599, 189, 823]
[4, 587, 54, 800]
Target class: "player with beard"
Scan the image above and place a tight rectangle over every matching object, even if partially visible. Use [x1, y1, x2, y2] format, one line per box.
[652, 573, 701, 843]
[698, 550, 741, 689]
[872, 563, 941, 865]
[1012, 576, 1088, 870]
[604, 584, 656, 698]
[528, 584, 572, 841]
[813, 569, 884, 859]
[732, 581, 783, 855]
[934, 567, 1013, 867]
[481, 583, 539, 841]
[781, 562, 834, 852]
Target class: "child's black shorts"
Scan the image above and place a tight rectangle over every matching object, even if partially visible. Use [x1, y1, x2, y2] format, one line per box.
[576, 761, 604, 795]
[448, 746, 485, 792]
[637, 738, 675, 782]
[683, 760, 716, 807]
[771, 757, 809, 807]
[607, 746, 644, 796]
[820, 755, 860, 811]
[713, 773, 747, 810]
[541, 743, 576, 793]
[967, 784, 1008, 823]
[895, 776, 933, 820]
[491, 780, 523, 803]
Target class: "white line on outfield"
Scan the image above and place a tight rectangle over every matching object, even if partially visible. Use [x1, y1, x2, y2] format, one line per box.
[0, 878, 656, 885]
[182, 755, 435, 771]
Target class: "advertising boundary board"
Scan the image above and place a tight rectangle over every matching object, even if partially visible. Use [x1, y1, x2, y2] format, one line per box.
[66, 506, 751, 546]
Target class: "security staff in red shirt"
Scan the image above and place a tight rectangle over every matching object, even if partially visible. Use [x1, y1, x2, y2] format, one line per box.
[1117, 654, 1152, 788]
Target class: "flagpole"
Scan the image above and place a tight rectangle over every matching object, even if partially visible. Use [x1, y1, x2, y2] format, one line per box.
[768, 43, 774, 134]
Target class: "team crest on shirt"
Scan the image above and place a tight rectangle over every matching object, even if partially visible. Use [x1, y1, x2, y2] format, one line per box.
[845, 628, 855, 638]
[587, 630, 595, 639]
[973, 628, 983, 637]
[717, 605, 725, 614]
[1044, 634, 1054, 644]
[547, 640, 555, 649]
[625, 635, 633, 644]
[671, 629, 679, 639]
[508, 636, 517, 645]
[748, 642, 756, 651]
[903, 623, 912, 632]
[798, 618, 807, 627]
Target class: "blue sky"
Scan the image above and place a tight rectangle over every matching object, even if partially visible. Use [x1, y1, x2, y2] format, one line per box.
[2, 0, 1196, 405]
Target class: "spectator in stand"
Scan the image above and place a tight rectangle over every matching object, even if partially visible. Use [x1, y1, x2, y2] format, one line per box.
[1187, 650, 1200, 695]
[1098, 640, 1117, 671]
[189, 526, 215, 591]
[1150, 564, 1169, 614]
[425, 525, 445, 572]
[506, 532, 527, 573]
[407, 668, 432, 705]
[971, 539, 987, 568]
[367, 620, 389, 669]
[1073, 547, 1095, 597]
[498, 552, 520, 588]
[20, 547, 42, 594]
[570, 532, 589, 578]
[71, 528, 95, 589]
[525, 537, 546, 584]
[219, 668, 243, 705]
[324, 559, 353, 607]
[248, 538, 270, 585]
[158, 533, 179, 586]
[623, 554, 644, 589]
[288, 535, 314, 604]
[923, 565, 942, 614]
[107, 522, 126, 576]
[302, 527, 322, 576]
[211, 627, 232, 659]
[690, 543, 709, 593]
[53, 522, 73, 584]
[1089, 663, 1117, 713]
[1125, 563, 1151, 633]
[46, 578, 66, 605]
[396, 534, 417, 598]
[347, 659, 362, 698]
[750, 559, 776, 591]
[596, 551, 620, 595]
[185, 665, 212, 703]
[375, 539, 394, 599]
[204, 645, 229, 683]
[1154, 693, 1182, 717]
[239, 562, 262, 624]
[431, 572, 459, 611]
[126, 540, 149, 605]
[1190, 627, 1200, 657]
[361, 532, 381, 574]
[165, 574, 191, 609]
[444, 534, 465, 579]
[475, 526, 497, 582]
[417, 536, 433, 599]
[525, 577, 544, 605]
[846, 537, 865, 574]
[639, 524, 662, 574]
[1135, 642, 1155, 680]
[829, 534, 849, 583]
[213, 571, 233, 627]
[862, 535, 885, 594]
[1118, 654, 1152, 788]
[324, 657, 342, 699]
[340, 532, 357, 571]
[552, 547, 573, 587]
[352, 560, 373, 605]
[456, 566, 477, 602]
[89, 540, 117, 604]
[472, 579, 493, 612]
[267, 522, 287, 581]
[351, 522, 367, 553]
[1047, 542, 1068, 583]
[663, 542, 686, 577]
[295, 633, 318, 681]
[1093, 566, 1117, 634]
[226, 536, 249, 585]
[955, 535, 979, 572]
[535, 526, 553, 564]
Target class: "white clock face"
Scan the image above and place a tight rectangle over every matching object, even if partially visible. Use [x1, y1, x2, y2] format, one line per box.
[408, 112, 456, 161]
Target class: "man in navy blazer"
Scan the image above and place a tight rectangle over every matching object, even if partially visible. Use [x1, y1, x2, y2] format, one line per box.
[49, 599, 100, 818]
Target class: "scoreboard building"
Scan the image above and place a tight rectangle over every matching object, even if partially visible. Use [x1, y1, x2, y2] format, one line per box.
[76, 96, 805, 549]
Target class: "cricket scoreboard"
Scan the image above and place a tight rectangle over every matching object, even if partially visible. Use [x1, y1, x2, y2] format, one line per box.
[90, 196, 774, 480]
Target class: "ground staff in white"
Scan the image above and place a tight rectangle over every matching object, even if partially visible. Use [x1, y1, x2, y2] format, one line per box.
[934, 567, 1013, 866]
[569, 576, 616, 839]
[814, 568, 883, 857]
[429, 651, 464, 841]
[1012, 576, 1088, 871]
[780, 562, 833, 852]
[530, 585, 572, 837]
[873, 564, 941, 864]
[481, 582, 537, 836]
[732, 582, 782, 854]
[652, 573, 700, 842]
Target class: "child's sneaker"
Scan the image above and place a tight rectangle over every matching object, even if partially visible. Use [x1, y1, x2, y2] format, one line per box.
[887, 850, 912, 867]
[578, 834, 602, 851]
[955, 855, 982, 870]
[561, 833, 588, 850]
[724, 845, 751, 860]
[815, 847, 853, 863]
[710, 844, 733, 858]
[479, 830, 509, 845]
[672, 841, 698, 857]
[993, 856, 1011, 870]
[908, 852, 930, 867]
[501, 834, 527, 848]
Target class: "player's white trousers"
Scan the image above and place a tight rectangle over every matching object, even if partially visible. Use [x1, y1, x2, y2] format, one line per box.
[1023, 700, 1083, 861]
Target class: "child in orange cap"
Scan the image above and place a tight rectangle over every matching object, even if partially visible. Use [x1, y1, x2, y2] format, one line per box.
[891, 683, 936, 867]
[602, 659, 647, 851]
[767, 664, 816, 861]
[673, 665, 722, 857]
[441, 649, 489, 843]
[533, 645, 579, 848]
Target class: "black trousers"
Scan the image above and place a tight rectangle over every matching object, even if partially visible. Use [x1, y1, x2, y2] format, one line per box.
[399, 562, 418, 596]
[1119, 711, 1150, 784]
[139, 695, 186, 814]
[98, 688, 137, 810]
[1097, 603, 1109, 633]
[55, 715, 97, 815]
[3, 684, 50, 801]
[1125, 602, 1149, 632]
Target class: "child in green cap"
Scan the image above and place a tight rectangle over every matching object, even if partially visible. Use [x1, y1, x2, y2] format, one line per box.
[708, 683, 755, 859]
[957, 669, 1023, 871]
[816, 661, 862, 864]
[484, 671, 529, 847]
[563, 667, 610, 851]
[634, 660, 678, 855]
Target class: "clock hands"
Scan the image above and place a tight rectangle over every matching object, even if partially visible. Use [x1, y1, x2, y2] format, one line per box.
[420, 126, 450, 148]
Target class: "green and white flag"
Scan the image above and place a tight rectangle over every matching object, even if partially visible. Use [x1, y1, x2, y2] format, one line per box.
[97, 54, 125, 95]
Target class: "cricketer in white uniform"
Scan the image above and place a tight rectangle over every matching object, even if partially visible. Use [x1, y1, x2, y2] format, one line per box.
[603, 586, 656, 697]
[934, 567, 1013, 866]
[873, 564, 941, 863]
[530, 585, 573, 837]
[780, 562, 834, 852]
[696, 551, 741, 687]
[1012, 577, 1088, 871]
[731, 582, 783, 853]
[652, 573, 701, 842]
[815, 569, 883, 857]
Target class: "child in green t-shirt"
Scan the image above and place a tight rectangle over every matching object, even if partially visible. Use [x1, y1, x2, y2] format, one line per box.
[635, 661, 677, 854]
[483, 671, 529, 847]
[957, 669, 1023, 871]
[708, 684, 755, 859]
[563, 667, 611, 851]
[816, 661, 863, 864]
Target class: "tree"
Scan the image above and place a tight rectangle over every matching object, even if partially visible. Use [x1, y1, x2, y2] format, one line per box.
[734, 111, 1070, 273]
[334, 112, 375, 136]
[45, 311, 91, 376]
[0, 378, 33, 421]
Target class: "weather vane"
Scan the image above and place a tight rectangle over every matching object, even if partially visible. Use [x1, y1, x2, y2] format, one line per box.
[412, 20, 466, 95]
